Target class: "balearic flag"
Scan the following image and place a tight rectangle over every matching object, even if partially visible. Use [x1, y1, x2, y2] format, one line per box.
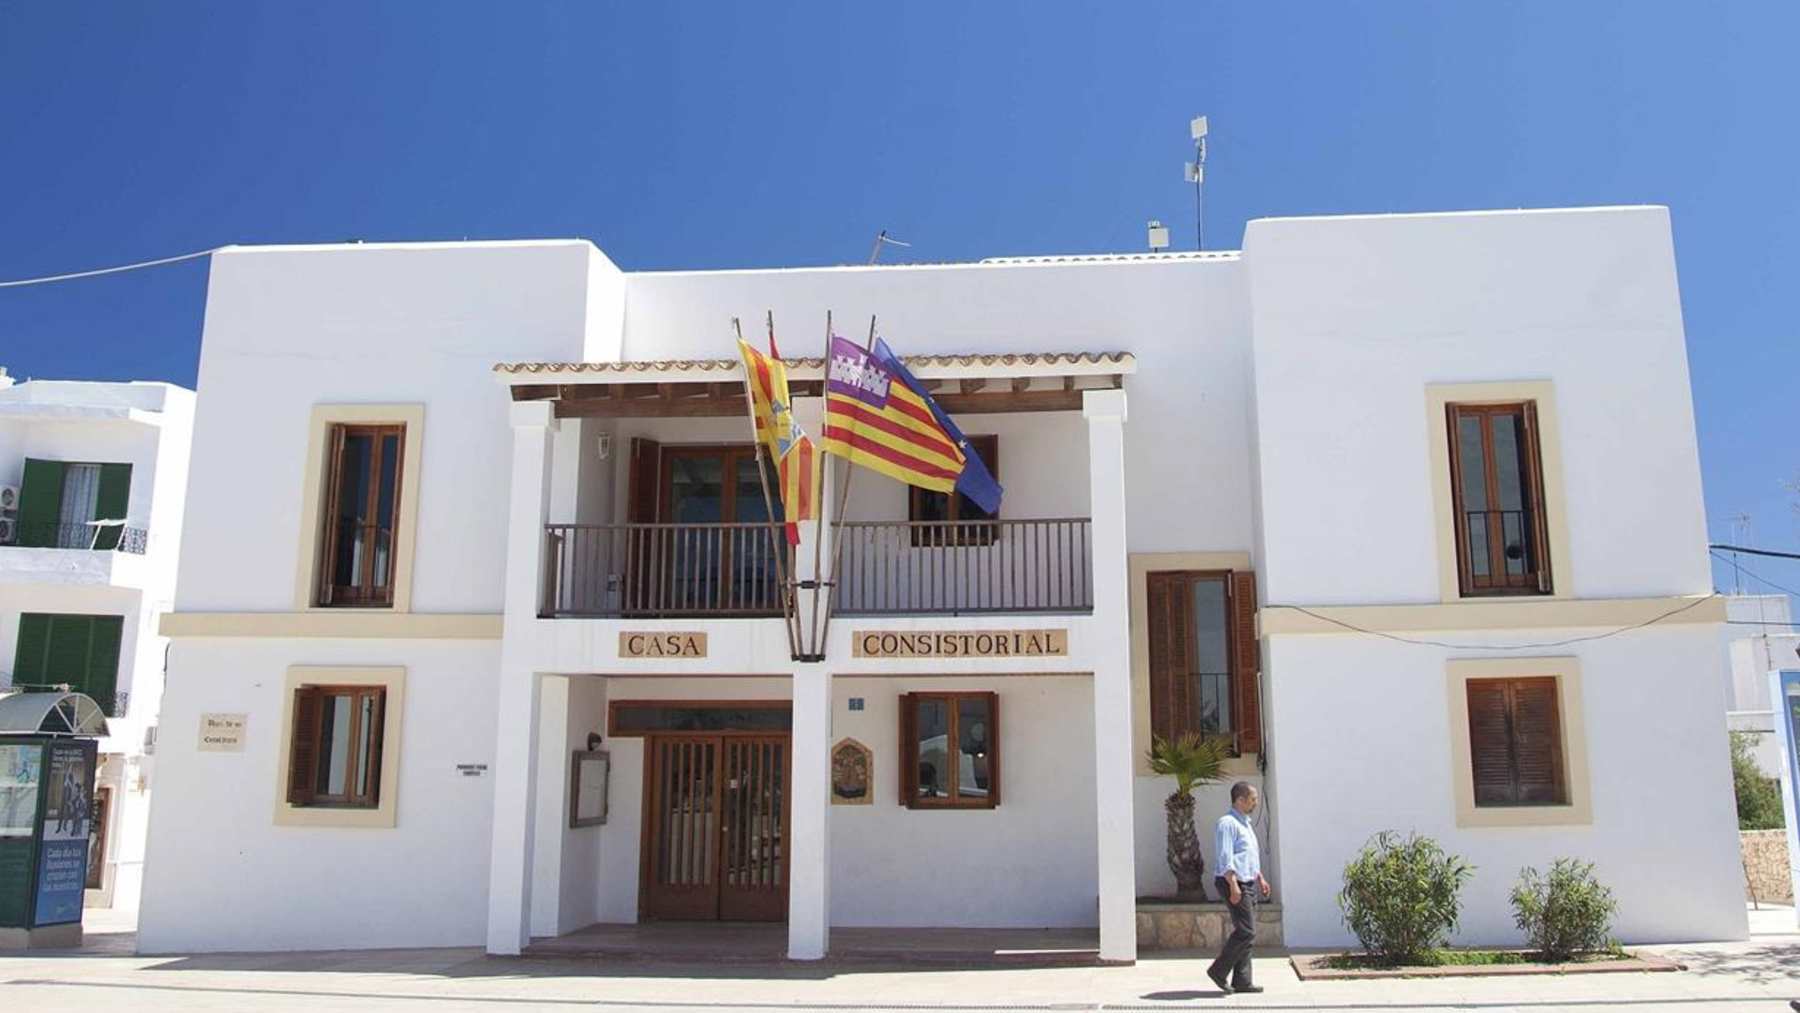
[820, 336, 1003, 513]
[737, 337, 820, 544]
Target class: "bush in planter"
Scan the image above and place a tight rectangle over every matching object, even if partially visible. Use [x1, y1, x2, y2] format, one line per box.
[1510, 859, 1617, 961]
[1337, 831, 1474, 965]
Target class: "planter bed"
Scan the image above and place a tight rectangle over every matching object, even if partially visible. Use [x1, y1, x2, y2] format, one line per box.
[1290, 949, 1681, 980]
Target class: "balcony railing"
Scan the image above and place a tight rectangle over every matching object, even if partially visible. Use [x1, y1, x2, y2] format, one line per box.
[832, 518, 1092, 615]
[541, 518, 1093, 618]
[2, 521, 148, 554]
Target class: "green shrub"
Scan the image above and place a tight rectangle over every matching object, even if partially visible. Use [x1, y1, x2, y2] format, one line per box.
[1337, 831, 1474, 965]
[1509, 859, 1617, 961]
[1731, 731, 1786, 830]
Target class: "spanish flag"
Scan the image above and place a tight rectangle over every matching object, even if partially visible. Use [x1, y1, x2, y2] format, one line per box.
[821, 336, 1001, 515]
[737, 337, 819, 544]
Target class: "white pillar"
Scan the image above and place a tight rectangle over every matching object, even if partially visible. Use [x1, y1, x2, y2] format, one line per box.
[1084, 388, 1137, 963]
[486, 400, 558, 955]
[787, 662, 832, 959]
[530, 674, 572, 938]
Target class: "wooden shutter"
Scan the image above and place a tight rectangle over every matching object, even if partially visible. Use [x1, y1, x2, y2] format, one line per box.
[84, 616, 124, 715]
[627, 438, 662, 523]
[1510, 677, 1566, 804]
[93, 464, 131, 551]
[287, 687, 323, 806]
[1466, 680, 1517, 805]
[365, 689, 387, 806]
[1521, 402, 1553, 593]
[1230, 570, 1262, 756]
[983, 691, 1000, 807]
[12, 613, 50, 684]
[45, 616, 95, 692]
[898, 693, 916, 804]
[1145, 574, 1176, 741]
[16, 458, 66, 547]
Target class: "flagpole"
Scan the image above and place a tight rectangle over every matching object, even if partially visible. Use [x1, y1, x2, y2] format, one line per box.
[815, 315, 875, 656]
[803, 311, 836, 660]
[735, 316, 801, 661]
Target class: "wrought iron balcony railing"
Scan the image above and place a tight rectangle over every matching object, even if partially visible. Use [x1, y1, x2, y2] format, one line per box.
[2, 521, 148, 554]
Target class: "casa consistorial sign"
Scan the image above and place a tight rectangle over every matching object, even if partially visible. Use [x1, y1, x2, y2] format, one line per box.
[852, 629, 1068, 659]
[618, 632, 708, 659]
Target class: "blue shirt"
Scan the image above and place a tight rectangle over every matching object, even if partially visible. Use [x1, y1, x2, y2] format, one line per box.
[1215, 808, 1260, 882]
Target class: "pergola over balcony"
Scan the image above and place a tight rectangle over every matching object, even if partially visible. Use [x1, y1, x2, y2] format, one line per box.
[494, 351, 1133, 620]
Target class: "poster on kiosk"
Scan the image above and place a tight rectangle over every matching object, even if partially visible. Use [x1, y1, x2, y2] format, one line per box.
[33, 741, 96, 927]
[1771, 669, 1800, 932]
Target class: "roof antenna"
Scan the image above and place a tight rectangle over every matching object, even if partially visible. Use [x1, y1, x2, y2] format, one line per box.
[1184, 115, 1209, 251]
[867, 230, 912, 265]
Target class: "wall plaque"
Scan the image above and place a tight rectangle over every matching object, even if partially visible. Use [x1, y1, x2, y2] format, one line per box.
[851, 629, 1068, 659]
[618, 632, 708, 658]
[831, 738, 872, 805]
[197, 713, 247, 752]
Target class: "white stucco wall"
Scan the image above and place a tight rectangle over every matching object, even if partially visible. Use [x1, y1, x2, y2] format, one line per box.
[137, 637, 501, 953]
[1244, 206, 1710, 606]
[1265, 624, 1748, 948]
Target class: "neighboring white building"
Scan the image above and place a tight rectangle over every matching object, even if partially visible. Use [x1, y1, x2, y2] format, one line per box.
[1721, 593, 1799, 777]
[137, 205, 1745, 961]
[0, 371, 195, 912]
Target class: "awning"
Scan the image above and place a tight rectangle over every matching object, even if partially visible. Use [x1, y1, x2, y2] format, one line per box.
[0, 691, 111, 737]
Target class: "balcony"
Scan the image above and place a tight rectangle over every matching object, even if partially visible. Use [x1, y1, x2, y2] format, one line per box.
[4, 521, 149, 554]
[541, 518, 1093, 619]
[0, 521, 153, 588]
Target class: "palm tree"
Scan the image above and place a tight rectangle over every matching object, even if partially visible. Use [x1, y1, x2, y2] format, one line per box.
[1146, 732, 1231, 899]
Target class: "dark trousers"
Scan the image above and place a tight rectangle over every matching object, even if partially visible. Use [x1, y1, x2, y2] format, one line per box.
[1208, 876, 1256, 988]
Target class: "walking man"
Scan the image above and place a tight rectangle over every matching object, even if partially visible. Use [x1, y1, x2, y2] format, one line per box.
[1207, 781, 1270, 995]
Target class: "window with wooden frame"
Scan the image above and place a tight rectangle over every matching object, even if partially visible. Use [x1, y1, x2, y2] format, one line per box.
[1446, 402, 1552, 596]
[1145, 570, 1261, 755]
[898, 691, 999, 809]
[908, 435, 998, 547]
[317, 423, 405, 607]
[1464, 676, 1567, 807]
[286, 685, 387, 808]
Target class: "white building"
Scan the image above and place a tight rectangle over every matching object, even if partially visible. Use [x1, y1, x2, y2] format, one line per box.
[138, 205, 1746, 961]
[0, 371, 195, 912]
[1720, 593, 1799, 777]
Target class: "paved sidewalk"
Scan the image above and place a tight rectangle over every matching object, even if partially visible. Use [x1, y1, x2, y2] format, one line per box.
[1, 905, 1795, 1012]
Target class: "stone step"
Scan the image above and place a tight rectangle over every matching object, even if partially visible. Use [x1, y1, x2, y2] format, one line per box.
[1136, 899, 1284, 952]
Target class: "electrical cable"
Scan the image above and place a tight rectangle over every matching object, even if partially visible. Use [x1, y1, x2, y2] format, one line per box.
[1262, 592, 1721, 651]
[0, 247, 224, 288]
[1709, 550, 1800, 599]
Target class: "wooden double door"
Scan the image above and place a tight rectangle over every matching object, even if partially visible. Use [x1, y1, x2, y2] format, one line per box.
[641, 733, 790, 921]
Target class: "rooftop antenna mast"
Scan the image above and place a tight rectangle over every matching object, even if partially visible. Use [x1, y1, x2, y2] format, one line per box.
[867, 230, 912, 265]
[1185, 116, 1209, 251]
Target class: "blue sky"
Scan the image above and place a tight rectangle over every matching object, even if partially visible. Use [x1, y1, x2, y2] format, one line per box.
[2, 3, 1797, 600]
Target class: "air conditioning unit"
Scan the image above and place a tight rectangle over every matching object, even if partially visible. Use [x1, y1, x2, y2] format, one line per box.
[0, 516, 15, 546]
[0, 484, 17, 512]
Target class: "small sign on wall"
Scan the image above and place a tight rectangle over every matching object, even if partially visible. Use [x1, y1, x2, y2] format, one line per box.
[619, 632, 708, 658]
[455, 763, 489, 778]
[197, 713, 247, 752]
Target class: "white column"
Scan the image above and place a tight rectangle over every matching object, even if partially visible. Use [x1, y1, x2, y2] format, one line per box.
[530, 674, 572, 938]
[486, 400, 559, 955]
[787, 662, 832, 959]
[1084, 388, 1137, 963]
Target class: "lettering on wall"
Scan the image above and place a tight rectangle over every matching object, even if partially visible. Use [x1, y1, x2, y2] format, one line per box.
[851, 629, 1068, 659]
[197, 713, 247, 752]
[619, 632, 709, 659]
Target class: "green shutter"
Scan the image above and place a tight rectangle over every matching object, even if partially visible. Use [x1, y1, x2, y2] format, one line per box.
[93, 463, 131, 551]
[16, 459, 66, 548]
[84, 616, 124, 715]
[11, 614, 50, 685]
[43, 616, 95, 694]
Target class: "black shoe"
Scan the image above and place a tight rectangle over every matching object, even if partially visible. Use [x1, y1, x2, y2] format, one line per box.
[1206, 967, 1233, 994]
[1232, 984, 1264, 994]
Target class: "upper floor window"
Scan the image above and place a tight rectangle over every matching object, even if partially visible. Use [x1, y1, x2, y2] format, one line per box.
[1464, 676, 1568, 807]
[14, 458, 132, 550]
[317, 424, 404, 607]
[11, 612, 125, 716]
[1446, 402, 1551, 596]
[287, 684, 387, 808]
[1145, 570, 1261, 755]
[909, 434, 998, 546]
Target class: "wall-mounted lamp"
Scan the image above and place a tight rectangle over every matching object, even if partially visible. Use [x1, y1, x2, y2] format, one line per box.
[586, 732, 604, 752]
[596, 433, 613, 461]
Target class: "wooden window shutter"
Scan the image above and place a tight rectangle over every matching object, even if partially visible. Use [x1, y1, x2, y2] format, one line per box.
[984, 691, 1000, 807]
[364, 689, 388, 806]
[1510, 677, 1567, 804]
[1521, 402, 1553, 593]
[1465, 680, 1517, 805]
[44, 616, 95, 693]
[287, 687, 324, 806]
[16, 458, 66, 548]
[1145, 574, 1176, 741]
[84, 616, 125, 715]
[93, 463, 132, 551]
[897, 693, 916, 804]
[627, 438, 662, 524]
[12, 613, 50, 684]
[1230, 570, 1262, 755]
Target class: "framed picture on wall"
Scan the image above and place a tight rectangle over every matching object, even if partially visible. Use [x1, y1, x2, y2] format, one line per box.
[570, 750, 610, 827]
